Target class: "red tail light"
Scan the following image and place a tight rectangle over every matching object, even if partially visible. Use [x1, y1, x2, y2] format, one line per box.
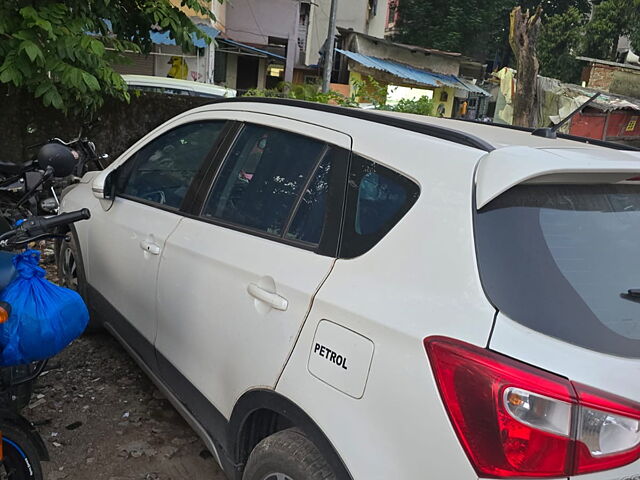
[424, 337, 640, 478]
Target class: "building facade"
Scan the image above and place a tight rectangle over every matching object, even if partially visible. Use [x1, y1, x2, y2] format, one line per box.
[578, 56, 640, 98]
[304, 0, 388, 67]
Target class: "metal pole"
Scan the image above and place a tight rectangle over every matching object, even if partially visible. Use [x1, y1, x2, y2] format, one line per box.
[321, 0, 339, 93]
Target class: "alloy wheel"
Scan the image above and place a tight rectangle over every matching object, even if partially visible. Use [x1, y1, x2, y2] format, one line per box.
[260, 474, 294, 480]
[61, 246, 78, 291]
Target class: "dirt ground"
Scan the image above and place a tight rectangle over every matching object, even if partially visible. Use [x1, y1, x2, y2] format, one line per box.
[24, 253, 227, 480]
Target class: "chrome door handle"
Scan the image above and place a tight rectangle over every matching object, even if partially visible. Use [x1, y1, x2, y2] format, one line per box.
[139, 239, 161, 255]
[247, 283, 288, 311]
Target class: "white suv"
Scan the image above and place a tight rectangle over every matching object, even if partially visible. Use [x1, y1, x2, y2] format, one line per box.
[58, 99, 640, 480]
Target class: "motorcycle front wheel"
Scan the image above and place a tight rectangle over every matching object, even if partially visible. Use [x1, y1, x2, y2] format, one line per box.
[0, 424, 43, 480]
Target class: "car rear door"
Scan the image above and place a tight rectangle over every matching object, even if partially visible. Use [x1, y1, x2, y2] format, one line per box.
[86, 119, 229, 368]
[475, 146, 640, 479]
[154, 113, 351, 418]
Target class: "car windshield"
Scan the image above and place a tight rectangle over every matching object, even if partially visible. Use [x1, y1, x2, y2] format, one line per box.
[475, 183, 640, 358]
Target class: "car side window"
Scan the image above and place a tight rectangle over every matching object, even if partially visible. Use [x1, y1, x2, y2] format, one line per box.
[118, 121, 225, 209]
[203, 124, 326, 236]
[340, 155, 420, 258]
[285, 152, 332, 245]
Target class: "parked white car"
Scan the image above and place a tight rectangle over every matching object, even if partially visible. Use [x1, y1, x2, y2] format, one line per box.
[58, 99, 640, 480]
[122, 74, 236, 98]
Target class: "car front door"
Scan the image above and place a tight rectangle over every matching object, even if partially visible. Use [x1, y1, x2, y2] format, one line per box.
[155, 116, 351, 418]
[87, 120, 228, 367]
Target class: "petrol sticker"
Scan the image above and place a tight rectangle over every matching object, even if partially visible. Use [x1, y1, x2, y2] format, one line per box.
[313, 342, 348, 370]
[308, 320, 374, 399]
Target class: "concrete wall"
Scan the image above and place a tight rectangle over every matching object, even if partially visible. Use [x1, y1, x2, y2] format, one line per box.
[587, 63, 640, 98]
[153, 44, 209, 82]
[2, 91, 213, 166]
[224, 0, 299, 81]
[225, 54, 238, 89]
[433, 87, 455, 118]
[352, 34, 460, 76]
[306, 0, 388, 66]
[610, 70, 640, 97]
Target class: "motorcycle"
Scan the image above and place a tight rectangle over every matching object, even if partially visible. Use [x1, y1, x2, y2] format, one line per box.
[0, 144, 92, 479]
[0, 134, 107, 221]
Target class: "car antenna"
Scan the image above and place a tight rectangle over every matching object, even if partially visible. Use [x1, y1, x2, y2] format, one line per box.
[531, 92, 601, 139]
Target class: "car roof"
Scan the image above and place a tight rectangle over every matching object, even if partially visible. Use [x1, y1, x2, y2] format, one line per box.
[200, 97, 638, 153]
[370, 111, 606, 150]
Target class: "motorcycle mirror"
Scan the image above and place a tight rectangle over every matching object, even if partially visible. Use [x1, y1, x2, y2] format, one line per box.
[37, 143, 77, 177]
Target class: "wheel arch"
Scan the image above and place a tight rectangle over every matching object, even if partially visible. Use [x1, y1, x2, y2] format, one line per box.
[229, 389, 353, 480]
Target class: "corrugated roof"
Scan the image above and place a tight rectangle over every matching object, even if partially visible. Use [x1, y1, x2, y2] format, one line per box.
[336, 49, 490, 96]
[577, 56, 640, 72]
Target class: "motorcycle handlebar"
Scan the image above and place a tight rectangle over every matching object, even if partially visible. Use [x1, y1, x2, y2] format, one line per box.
[34, 209, 91, 231]
[18, 208, 91, 239]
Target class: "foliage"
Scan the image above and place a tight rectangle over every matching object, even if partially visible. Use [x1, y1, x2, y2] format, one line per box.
[537, 7, 586, 83]
[394, 0, 590, 61]
[385, 96, 434, 116]
[0, 0, 218, 116]
[244, 82, 357, 106]
[582, 0, 640, 61]
[245, 78, 434, 117]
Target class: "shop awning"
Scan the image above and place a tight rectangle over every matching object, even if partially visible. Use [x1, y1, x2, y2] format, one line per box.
[216, 38, 286, 61]
[336, 49, 490, 96]
[150, 23, 219, 48]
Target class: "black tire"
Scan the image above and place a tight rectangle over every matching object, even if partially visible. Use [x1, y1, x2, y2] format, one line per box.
[0, 367, 34, 412]
[243, 429, 337, 480]
[56, 234, 100, 332]
[0, 423, 44, 480]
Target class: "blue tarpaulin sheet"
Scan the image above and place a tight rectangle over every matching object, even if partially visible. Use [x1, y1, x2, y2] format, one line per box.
[151, 23, 219, 48]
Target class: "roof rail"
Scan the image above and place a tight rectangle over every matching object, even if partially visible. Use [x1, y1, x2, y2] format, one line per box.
[205, 97, 496, 152]
[453, 117, 640, 151]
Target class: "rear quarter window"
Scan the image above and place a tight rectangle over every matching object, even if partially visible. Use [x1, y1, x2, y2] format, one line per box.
[339, 155, 419, 258]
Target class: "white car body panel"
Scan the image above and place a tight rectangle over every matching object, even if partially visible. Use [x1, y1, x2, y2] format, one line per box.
[156, 219, 336, 419]
[87, 198, 182, 343]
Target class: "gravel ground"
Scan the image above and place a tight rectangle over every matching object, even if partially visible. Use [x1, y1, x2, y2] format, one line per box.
[23, 251, 227, 480]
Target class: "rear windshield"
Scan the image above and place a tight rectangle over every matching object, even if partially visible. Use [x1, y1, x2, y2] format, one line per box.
[475, 184, 640, 358]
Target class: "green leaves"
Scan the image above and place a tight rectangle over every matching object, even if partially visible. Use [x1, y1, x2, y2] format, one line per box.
[0, 0, 217, 116]
[538, 7, 586, 83]
[20, 40, 43, 62]
[82, 72, 100, 91]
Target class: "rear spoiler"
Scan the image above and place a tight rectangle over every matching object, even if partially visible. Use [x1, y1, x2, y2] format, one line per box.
[476, 146, 640, 209]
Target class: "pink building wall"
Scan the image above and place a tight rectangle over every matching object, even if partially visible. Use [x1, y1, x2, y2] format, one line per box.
[224, 0, 300, 82]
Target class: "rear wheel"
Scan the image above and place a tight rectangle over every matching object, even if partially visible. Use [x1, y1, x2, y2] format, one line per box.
[0, 424, 43, 480]
[243, 429, 336, 480]
[57, 234, 99, 332]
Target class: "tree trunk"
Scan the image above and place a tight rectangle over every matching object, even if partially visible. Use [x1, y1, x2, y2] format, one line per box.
[509, 6, 542, 127]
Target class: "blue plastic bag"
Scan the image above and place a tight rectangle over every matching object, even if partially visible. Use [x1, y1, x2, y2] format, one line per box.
[0, 251, 16, 290]
[0, 249, 89, 366]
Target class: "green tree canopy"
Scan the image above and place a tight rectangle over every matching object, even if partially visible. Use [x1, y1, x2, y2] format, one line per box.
[582, 0, 640, 60]
[537, 7, 586, 83]
[0, 1, 218, 116]
[537, 0, 640, 83]
[394, 0, 590, 60]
